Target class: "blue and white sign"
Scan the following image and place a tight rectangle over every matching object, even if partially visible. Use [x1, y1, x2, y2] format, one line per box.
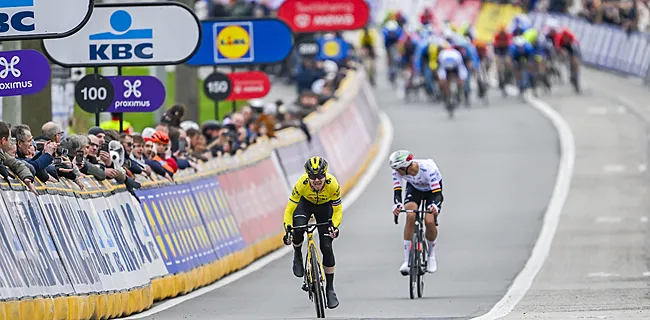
[42, 3, 201, 67]
[187, 18, 294, 66]
[0, 0, 93, 40]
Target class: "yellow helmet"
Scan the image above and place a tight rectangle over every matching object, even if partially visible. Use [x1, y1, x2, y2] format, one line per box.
[304, 156, 328, 179]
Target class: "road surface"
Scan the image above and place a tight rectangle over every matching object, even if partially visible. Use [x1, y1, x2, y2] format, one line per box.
[136, 64, 559, 319]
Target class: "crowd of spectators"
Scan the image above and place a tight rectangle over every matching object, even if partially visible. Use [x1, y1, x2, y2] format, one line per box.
[486, 0, 649, 33]
[0, 67, 352, 194]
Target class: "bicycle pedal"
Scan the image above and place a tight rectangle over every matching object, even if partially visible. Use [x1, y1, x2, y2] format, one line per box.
[301, 283, 309, 292]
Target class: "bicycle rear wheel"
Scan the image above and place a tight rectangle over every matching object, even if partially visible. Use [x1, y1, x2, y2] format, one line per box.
[417, 239, 427, 298]
[409, 225, 419, 299]
[310, 245, 326, 318]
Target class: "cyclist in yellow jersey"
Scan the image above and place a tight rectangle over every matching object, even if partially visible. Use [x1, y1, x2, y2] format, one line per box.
[283, 156, 341, 309]
[359, 26, 377, 85]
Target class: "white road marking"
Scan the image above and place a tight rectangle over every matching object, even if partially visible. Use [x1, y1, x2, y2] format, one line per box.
[638, 164, 647, 172]
[588, 272, 620, 278]
[642, 271, 650, 277]
[640, 216, 648, 223]
[603, 164, 625, 173]
[121, 112, 395, 319]
[472, 87, 576, 319]
[586, 107, 608, 115]
[595, 217, 622, 223]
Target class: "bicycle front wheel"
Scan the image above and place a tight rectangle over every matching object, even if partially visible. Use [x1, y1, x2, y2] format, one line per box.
[310, 245, 326, 318]
[409, 229, 419, 299]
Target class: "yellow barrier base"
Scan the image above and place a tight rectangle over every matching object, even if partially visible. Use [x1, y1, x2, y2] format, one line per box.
[53, 296, 68, 320]
[1, 300, 20, 320]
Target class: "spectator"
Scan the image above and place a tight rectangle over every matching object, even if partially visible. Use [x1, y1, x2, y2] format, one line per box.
[71, 134, 106, 181]
[120, 133, 144, 175]
[150, 131, 178, 176]
[0, 121, 37, 194]
[12, 124, 55, 183]
[130, 135, 152, 177]
[41, 121, 64, 143]
[186, 128, 210, 162]
[100, 113, 134, 134]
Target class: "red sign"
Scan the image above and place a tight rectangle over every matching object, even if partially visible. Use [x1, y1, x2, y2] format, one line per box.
[226, 71, 271, 101]
[277, 0, 370, 33]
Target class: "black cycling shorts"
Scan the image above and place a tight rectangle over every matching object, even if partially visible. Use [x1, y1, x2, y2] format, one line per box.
[561, 42, 581, 58]
[291, 197, 336, 267]
[404, 180, 444, 213]
[494, 46, 509, 56]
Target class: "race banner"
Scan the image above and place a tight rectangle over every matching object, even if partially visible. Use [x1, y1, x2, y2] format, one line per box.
[0, 185, 72, 298]
[0, 185, 30, 300]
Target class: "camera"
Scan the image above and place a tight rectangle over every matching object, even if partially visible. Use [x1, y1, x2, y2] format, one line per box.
[56, 146, 68, 158]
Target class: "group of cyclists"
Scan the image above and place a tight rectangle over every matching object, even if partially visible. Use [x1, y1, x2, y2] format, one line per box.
[279, 8, 583, 312]
[358, 9, 582, 109]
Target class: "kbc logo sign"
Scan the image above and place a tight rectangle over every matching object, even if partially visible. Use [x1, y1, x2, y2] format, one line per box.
[214, 21, 253, 63]
[89, 10, 153, 61]
[0, 0, 35, 33]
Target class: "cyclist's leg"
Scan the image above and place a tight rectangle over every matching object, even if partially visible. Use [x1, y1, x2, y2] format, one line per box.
[290, 198, 312, 277]
[423, 180, 443, 272]
[314, 204, 339, 308]
[437, 66, 450, 99]
[401, 183, 423, 271]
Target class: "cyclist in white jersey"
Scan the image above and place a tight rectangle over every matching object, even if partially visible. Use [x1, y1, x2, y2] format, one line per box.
[437, 43, 468, 103]
[389, 150, 444, 274]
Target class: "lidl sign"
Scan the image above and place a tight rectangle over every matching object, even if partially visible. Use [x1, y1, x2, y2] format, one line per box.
[187, 18, 294, 66]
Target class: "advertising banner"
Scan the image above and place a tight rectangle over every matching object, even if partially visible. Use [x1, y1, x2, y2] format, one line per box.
[226, 71, 271, 101]
[474, 3, 522, 42]
[0, 49, 52, 97]
[0, 0, 93, 40]
[0, 188, 71, 297]
[42, 3, 201, 67]
[40, 191, 102, 294]
[187, 18, 294, 66]
[432, 0, 459, 25]
[114, 191, 168, 279]
[106, 75, 166, 113]
[450, 0, 481, 26]
[217, 156, 287, 245]
[0, 188, 30, 299]
[277, 0, 370, 33]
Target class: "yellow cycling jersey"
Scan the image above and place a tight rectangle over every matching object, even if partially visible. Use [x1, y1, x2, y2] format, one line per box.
[359, 30, 376, 47]
[283, 173, 343, 229]
[428, 43, 440, 70]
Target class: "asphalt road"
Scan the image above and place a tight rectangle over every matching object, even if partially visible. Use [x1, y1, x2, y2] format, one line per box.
[137, 64, 559, 319]
[502, 69, 650, 319]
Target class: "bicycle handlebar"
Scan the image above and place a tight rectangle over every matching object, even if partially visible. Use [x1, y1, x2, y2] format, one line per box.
[288, 220, 333, 233]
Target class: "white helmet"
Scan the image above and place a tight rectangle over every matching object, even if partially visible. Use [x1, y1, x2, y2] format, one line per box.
[545, 18, 559, 31]
[389, 150, 414, 170]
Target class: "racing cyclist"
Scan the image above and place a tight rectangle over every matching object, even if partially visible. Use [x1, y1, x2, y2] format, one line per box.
[283, 156, 342, 309]
[554, 27, 581, 92]
[509, 14, 531, 36]
[437, 41, 468, 105]
[359, 26, 377, 86]
[507, 36, 537, 96]
[522, 28, 552, 90]
[398, 28, 419, 93]
[382, 20, 403, 83]
[390, 150, 444, 275]
[493, 25, 513, 92]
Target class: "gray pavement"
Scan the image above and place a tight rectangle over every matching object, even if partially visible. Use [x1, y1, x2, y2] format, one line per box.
[137, 63, 558, 319]
[502, 69, 650, 319]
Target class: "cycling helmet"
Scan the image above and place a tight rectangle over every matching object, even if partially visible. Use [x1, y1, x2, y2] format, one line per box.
[385, 20, 399, 31]
[304, 156, 328, 179]
[389, 150, 414, 170]
[150, 130, 170, 145]
[513, 36, 527, 47]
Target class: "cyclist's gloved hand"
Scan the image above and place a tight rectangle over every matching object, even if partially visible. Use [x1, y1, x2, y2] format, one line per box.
[328, 226, 339, 239]
[392, 202, 402, 216]
[427, 203, 439, 215]
[283, 225, 293, 245]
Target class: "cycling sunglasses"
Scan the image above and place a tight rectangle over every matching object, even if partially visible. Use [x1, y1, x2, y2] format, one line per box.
[308, 173, 326, 180]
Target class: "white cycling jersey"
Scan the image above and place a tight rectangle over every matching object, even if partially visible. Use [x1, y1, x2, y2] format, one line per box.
[392, 159, 443, 192]
[438, 48, 463, 69]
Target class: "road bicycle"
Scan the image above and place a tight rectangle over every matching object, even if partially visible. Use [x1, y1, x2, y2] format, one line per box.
[288, 220, 333, 318]
[394, 200, 438, 299]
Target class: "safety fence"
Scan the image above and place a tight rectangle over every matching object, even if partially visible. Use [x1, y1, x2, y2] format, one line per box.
[0, 69, 382, 320]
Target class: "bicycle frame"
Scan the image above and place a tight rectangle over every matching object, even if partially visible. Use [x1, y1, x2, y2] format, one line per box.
[293, 220, 331, 318]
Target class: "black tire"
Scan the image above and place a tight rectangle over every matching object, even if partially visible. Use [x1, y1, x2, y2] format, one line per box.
[409, 226, 419, 300]
[417, 240, 426, 298]
[311, 246, 326, 318]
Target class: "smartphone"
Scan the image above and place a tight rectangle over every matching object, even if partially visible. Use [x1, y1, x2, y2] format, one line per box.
[53, 158, 62, 165]
[101, 142, 109, 153]
[75, 150, 84, 166]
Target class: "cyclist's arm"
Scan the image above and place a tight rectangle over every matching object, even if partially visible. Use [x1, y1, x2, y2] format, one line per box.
[330, 178, 343, 228]
[392, 170, 403, 204]
[283, 181, 303, 229]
